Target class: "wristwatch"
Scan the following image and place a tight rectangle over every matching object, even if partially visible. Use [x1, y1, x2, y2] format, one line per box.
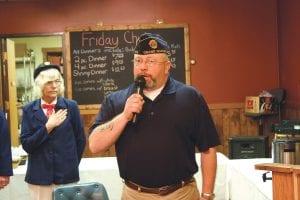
[200, 192, 215, 200]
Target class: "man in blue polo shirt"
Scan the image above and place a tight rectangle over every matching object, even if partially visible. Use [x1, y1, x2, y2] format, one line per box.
[89, 33, 220, 200]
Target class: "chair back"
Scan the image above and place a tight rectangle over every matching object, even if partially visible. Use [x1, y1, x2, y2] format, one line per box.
[53, 182, 109, 200]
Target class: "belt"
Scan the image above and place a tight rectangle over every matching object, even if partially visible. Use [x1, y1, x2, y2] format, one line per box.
[124, 176, 195, 196]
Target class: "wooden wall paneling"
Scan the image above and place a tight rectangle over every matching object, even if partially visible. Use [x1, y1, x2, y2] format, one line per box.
[288, 109, 299, 119]
[244, 116, 258, 135]
[210, 109, 224, 153]
[221, 109, 231, 156]
[81, 110, 96, 158]
[222, 109, 230, 154]
[283, 104, 300, 120]
[229, 109, 242, 136]
[80, 109, 116, 157]
[239, 107, 248, 135]
[80, 103, 296, 158]
[241, 109, 263, 136]
[224, 108, 242, 156]
[79, 103, 300, 158]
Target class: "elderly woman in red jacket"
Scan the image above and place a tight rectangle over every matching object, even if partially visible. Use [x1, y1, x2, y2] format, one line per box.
[0, 109, 13, 190]
[20, 63, 86, 200]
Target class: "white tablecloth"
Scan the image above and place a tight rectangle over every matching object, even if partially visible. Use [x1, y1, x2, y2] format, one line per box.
[228, 158, 273, 200]
[0, 153, 271, 200]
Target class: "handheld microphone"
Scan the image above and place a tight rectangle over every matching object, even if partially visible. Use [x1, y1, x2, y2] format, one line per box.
[132, 76, 146, 123]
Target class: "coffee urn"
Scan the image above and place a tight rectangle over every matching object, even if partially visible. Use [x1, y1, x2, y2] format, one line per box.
[271, 120, 300, 164]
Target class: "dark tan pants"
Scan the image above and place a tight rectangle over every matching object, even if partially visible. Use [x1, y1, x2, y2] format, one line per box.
[121, 181, 200, 200]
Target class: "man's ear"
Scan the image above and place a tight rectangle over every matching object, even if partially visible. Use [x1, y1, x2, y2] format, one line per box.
[164, 61, 171, 74]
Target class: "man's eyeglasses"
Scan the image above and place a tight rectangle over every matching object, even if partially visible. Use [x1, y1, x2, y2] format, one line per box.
[134, 58, 167, 68]
[45, 79, 62, 86]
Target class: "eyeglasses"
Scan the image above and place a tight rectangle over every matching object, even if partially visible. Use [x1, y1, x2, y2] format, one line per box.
[45, 79, 62, 86]
[134, 58, 167, 68]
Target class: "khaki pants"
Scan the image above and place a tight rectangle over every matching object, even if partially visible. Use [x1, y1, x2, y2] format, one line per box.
[28, 184, 56, 200]
[121, 181, 200, 200]
[28, 182, 77, 200]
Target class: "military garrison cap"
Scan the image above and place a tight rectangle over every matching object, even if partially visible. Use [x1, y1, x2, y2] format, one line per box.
[134, 33, 170, 55]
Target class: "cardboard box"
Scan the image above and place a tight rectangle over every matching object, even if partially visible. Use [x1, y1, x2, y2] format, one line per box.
[245, 96, 276, 114]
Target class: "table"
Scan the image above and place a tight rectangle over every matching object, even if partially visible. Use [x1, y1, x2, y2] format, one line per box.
[256, 162, 300, 200]
[0, 152, 260, 200]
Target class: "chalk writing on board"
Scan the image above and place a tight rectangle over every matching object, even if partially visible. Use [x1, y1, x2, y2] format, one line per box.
[67, 27, 187, 105]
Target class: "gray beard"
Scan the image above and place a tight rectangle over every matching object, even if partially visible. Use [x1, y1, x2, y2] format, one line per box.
[145, 79, 156, 90]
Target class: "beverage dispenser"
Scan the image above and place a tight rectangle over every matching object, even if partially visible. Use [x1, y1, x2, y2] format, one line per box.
[271, 120, 300, 164]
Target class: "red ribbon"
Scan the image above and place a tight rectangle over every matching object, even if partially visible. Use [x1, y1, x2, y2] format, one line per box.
[41, 104, 55, 118]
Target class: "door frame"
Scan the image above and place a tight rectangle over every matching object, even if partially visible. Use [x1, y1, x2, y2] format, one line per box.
[0, 32, 64, 147]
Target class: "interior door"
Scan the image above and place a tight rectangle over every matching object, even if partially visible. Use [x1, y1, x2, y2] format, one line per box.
[4, 39, 19, 147]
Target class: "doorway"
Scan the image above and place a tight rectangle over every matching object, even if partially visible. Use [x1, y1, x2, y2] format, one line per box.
[0, 35, 63, 147]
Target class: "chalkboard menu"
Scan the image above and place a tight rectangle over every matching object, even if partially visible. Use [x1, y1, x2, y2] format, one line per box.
[65, 24, 190, 108]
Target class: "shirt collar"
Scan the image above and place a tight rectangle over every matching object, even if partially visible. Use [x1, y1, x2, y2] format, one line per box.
[41, 98, 57, 105]
[160, 77, 177, 95]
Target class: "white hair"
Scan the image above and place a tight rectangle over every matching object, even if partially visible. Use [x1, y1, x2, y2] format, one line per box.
[33, 68, 65, 98]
